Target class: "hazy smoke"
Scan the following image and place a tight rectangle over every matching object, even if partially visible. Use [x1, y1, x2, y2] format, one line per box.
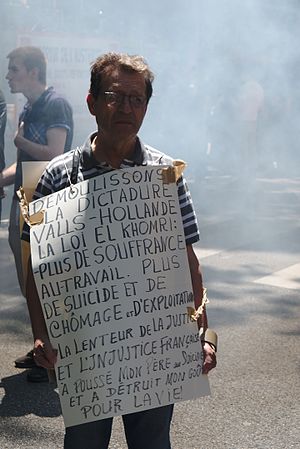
[1, 0, 299, 181]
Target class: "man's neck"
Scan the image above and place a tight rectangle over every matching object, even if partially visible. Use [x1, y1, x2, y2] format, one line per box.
[25, 84, 47, 104]
[92, 133, 137, 168]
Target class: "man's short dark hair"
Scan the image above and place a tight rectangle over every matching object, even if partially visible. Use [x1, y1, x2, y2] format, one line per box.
[7, 46, 47, 84]
[90, 52, 154, 102]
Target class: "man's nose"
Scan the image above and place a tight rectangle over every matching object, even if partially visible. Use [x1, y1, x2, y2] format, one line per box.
[118, 95, 132, 113]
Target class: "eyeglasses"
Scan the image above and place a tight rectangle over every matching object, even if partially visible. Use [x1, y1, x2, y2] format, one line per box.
[102, 91, 147, 108]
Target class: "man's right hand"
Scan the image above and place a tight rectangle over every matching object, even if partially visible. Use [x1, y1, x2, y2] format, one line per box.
[33, 338, 57, 369]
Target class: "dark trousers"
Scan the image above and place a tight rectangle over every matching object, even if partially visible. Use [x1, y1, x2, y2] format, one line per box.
[8, 198, 25, 296]
[64, 405, 174, 449]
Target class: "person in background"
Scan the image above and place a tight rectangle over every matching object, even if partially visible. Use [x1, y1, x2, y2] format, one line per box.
[25, 52, 217, 449]
[0, 89, 7, 222]
[236, 73, 264, 182]
[0, 46, 73, 382]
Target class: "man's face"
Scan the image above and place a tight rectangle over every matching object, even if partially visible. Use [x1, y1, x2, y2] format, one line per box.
[87, 69, 148, 143]
[6, 57, 33, 94]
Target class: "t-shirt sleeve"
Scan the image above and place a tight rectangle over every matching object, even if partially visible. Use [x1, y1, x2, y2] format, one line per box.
[47, 97, 73, 134]
[177, 176, 200, 245]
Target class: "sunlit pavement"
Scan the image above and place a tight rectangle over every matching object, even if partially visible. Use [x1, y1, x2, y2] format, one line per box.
[0, 175, 300, 448]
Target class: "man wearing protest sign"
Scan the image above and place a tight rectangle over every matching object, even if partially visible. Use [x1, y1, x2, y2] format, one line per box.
[25, 53, 216, 449]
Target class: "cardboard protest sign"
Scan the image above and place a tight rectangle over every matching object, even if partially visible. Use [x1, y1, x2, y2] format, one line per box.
[29, 165, 210, 428]
[20, 161, 49, 286]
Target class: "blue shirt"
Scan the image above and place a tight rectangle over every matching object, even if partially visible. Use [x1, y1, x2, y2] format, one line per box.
[15, 86, 73, 195]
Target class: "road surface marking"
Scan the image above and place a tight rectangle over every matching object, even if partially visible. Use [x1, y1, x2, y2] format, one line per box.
[254, 263, 300, 290]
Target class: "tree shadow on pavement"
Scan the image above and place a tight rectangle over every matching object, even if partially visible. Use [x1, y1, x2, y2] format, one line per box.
[0, 371, 61, 418]
[201, 262, 300, 331]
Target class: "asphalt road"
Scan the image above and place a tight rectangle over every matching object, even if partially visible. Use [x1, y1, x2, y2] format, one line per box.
[0, 174, 299, 449]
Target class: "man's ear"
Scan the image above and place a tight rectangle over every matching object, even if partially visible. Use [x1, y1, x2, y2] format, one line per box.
[30, 67, 40, 81]
[86, 93, 96, 116]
